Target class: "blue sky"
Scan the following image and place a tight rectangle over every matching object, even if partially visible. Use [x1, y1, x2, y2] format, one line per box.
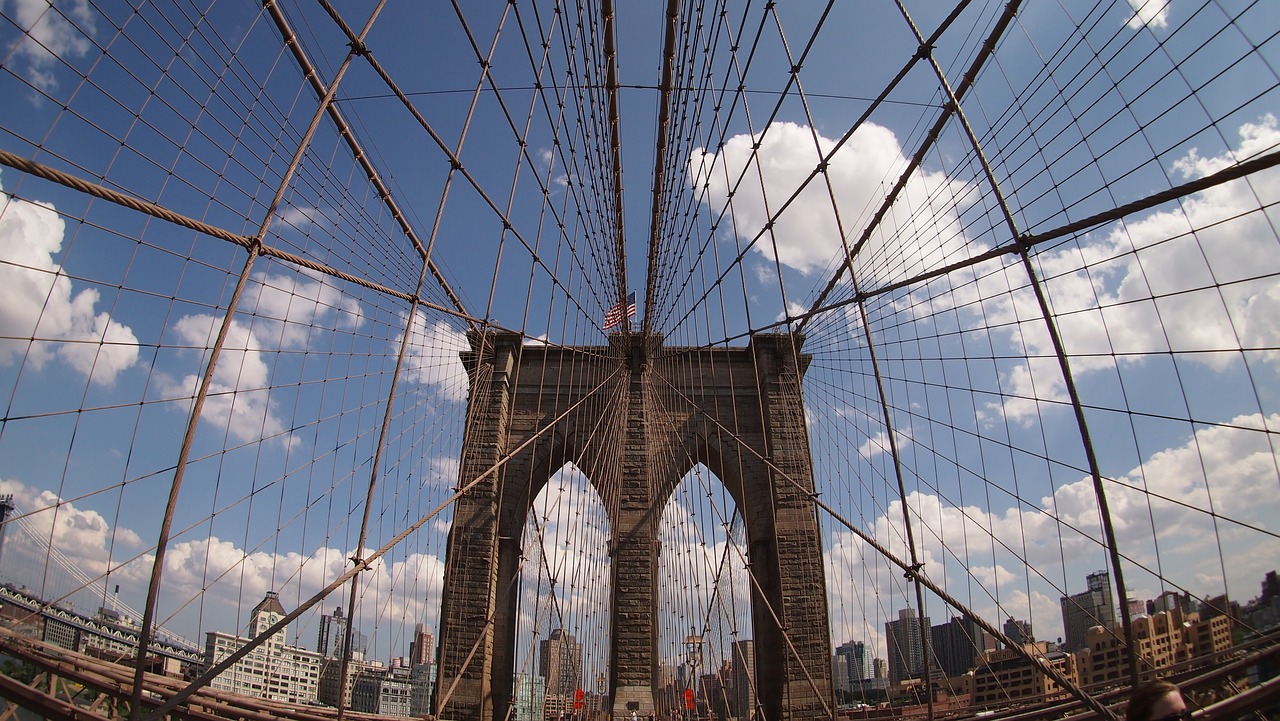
[0, 0, 1278, 683]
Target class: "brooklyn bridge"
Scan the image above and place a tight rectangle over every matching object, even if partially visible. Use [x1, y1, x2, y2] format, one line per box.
[0, 2, 1278, 721]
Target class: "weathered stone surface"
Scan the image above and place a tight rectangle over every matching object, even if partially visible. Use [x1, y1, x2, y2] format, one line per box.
[436, 332, 833, 721]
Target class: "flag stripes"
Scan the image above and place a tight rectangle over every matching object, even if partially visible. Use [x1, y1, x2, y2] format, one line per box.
[604, 291, 636, 330]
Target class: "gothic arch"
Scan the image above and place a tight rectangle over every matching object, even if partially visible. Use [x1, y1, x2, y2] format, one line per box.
[436, 331, 833, 721]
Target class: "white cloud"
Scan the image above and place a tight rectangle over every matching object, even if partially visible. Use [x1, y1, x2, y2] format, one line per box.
[653, 467, 753, 659]
[690, 121, 975, 278]
[154, 266, 367, 446]
[269, 206, 324, 234]
[1126, 0, 1170, 30]
[0, 174, 139, 384]
[525, 465, 612, 589]
[0, 478, 142, 581]
[958, 115, 1280, 423]
[857, 429, 913, 460]
[156, 313, 295, 447]
[775, 300, 808, 325]
[823, 412, 1280, 644]
[152, 536, 446, 637]
[403, 311, 469, 402]
[753, 263, 776, 284]
[984, 587, 1061, 642]
[515, 465, 614, 656]
[4, 0, 95, 91]
[968, 564, 1020, 590]
[429, 455, 460, 487]
[0, 474, 447, 646]
[242, 267, 364, 348]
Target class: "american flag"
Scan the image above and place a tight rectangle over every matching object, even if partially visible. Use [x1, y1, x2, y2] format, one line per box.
[603, 291, 636, 330]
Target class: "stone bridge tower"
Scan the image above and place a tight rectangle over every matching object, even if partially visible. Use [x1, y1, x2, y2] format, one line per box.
[434, 331, 833, 721]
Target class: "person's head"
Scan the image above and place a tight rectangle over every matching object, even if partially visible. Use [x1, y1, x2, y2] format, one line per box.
[1125, 680, 1189, 721]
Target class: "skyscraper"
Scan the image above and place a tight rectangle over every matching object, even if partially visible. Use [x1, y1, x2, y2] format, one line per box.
[834, 640, 873, 693]
[1060, 570, 1116, 652]
[730, 640, 756, 720]
[930, 616, 986, 677]
[409, 623, 434, 667]
[1003, 617, 1033, 647]
[538, 628, 583, 699]
[318, 606, 348, 659]
[885, 608, 930, 684]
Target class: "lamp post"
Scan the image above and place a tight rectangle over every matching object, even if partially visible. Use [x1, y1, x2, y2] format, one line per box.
[683, 627, 702, 720]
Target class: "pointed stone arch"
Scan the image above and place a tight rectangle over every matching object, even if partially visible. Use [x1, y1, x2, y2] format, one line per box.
[435, 331, 833, 721]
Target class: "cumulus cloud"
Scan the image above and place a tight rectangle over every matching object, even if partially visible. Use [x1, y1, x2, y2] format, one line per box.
[690, 121, 975, 279]
[959, 115, 1280, 424]
[269, 206, 325, 234]
[155, 313, 295, 447]
[1126, 0, 1170, 29]
[154, 265, 365, 446]
[823, 412, 1280, 644]
[650, 467, 754, 666]
[524, 465, 611, 588]
[968, 564, 1020, 590]
[0, 175, 140, 384]
[0, 476, 144, 573]
[774, 300, 808, 325]
[403, 310, 469, 402]
[753, 263, 776, 284]
[0, 473, 449, 648]
[4, 0, 96, 92]
[428, 455, 460, 487]
[0, 476, 144, 617]
[514, 465, 614, 657]
[242, 267, 364, 348]
[857, 429, 913, 460]
[139, 534, 446, 645]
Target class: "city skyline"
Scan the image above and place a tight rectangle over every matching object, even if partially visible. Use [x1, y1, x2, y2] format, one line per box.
[1, 0, 1278, 718]
[1, 563, 1275, 718]
[832, 566, 1280, 692]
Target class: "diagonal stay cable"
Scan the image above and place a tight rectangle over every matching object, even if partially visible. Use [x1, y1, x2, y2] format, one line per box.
[699, 144, 1280, 349]
[311, 0, 615, 330]
[129, 1, 412, 710]
[646, 369, 832, 718]
[797, 0, 1015, 336]
[139, 360, 624, 721]
[893, 0, 1142, 688]
[268, 0, 471, 325]
[0, 145, 615, 354]
[0, 147, 479, 325]
[655, 1, 969, 337]
[436, 375, 626, 714]
[650, 370, 1120, 721]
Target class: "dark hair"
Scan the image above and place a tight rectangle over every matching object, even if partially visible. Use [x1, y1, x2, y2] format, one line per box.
[1126, 680, 1181, 721]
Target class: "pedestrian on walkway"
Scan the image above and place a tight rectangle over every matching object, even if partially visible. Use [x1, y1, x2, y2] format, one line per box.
[1126, 680, 1190, 721]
